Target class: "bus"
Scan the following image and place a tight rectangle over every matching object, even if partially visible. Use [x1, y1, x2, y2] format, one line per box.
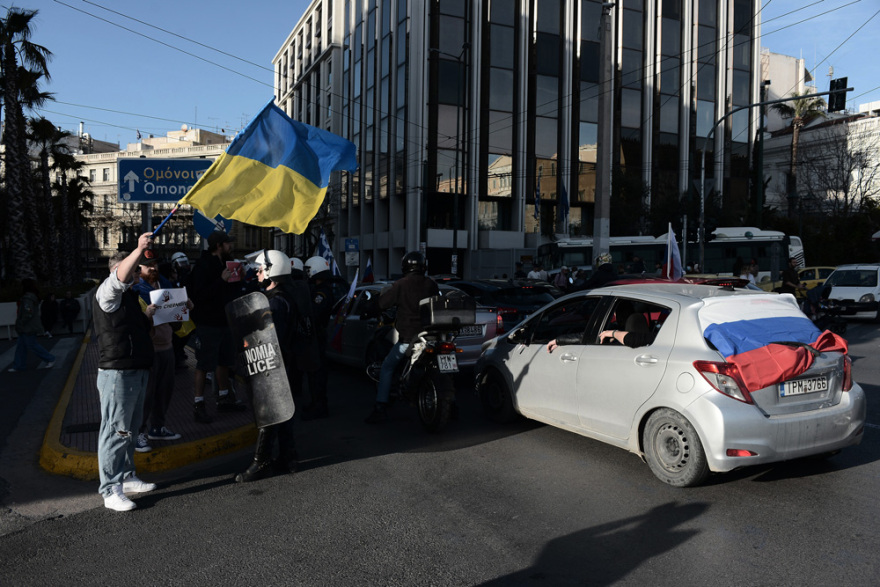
[534, 227, 804, 282]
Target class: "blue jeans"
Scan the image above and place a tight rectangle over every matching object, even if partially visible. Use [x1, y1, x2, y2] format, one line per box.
[97, 369, 149, 496]
[376, 342, 409, 404]
[13, 334, 55, 370]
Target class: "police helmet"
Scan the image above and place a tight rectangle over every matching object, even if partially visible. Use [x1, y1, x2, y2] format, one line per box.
[254, 250, 291, 280]
[305, 256, 331, 278]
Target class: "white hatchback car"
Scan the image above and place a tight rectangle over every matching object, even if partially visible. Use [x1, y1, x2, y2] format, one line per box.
[475, 283, 865, 487]
[823, 264, 880, 320]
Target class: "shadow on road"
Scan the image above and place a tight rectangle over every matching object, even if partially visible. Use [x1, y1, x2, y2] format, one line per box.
[477, 501, 709, 586]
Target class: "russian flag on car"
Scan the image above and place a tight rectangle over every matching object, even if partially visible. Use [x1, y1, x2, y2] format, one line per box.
[699, 296, 848, 391]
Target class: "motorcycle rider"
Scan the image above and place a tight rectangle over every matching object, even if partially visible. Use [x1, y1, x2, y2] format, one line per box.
[301, 256, 335, 420]
[365, 251, 439, 424]
[236, 250, 299, 482]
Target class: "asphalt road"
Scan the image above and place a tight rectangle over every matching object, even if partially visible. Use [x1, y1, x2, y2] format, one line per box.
[1, 323, 879, 585]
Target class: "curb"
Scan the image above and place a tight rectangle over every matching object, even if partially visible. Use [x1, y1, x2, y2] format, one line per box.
[38, 331, 257, 481]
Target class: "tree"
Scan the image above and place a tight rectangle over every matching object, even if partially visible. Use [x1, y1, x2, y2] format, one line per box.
[770, 91, 826, 219]
[49, 150, 85, 284]
[0, 7, 52, 281]
[28, 116, 70, 285]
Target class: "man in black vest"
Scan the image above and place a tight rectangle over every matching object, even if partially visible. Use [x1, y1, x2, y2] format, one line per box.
[93, 232, 157, 512]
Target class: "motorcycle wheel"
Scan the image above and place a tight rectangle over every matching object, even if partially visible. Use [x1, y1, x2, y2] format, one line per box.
[417, 370, 454, 433]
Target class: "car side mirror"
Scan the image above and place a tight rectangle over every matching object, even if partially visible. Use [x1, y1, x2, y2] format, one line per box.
[507, 326, 528, 345]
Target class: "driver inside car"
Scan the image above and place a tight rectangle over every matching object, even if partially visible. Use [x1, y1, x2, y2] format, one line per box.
[546, 300, 654, 352]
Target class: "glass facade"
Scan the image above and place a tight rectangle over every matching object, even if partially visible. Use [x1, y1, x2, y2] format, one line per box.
[274, 0, 758, 277]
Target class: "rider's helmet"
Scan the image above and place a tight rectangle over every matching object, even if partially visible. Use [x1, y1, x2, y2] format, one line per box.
[253, 250, 291, 280]
[305, 256, 331, 278]
[401, 251, 426, 275]
[595, 252, 612, 267]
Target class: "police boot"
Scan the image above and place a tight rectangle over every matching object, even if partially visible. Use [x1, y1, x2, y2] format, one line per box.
[273, 419, 298, 475]
[235, 428, 274, 483]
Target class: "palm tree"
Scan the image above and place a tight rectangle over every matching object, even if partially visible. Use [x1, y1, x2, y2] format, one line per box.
[771, 91, 826, 218]
[0, 7, 52, 281]
[29, 116, 70, 285]
[51, 150, 86, 284]
[61, 176, 95, 279]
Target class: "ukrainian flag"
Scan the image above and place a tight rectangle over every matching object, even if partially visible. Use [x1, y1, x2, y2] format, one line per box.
[179, 100, 357, 234]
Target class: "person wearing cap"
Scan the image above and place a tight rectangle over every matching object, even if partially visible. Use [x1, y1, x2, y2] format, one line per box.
[132, 249, 192, 451]
[553, 265, 571, 292]
[92, 232, 157, 511]
[188, 231, 247, 423]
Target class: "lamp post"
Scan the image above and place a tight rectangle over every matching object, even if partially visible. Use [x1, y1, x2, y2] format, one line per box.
[699, 85, 852, 271]
[430, 43, 468, 275]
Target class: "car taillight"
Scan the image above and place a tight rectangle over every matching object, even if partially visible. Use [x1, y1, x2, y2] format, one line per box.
[495, 312, 506, 335]
[693, 360, 753, 404]
[842, 355, 853, 391]
[437, 341, 457, 354]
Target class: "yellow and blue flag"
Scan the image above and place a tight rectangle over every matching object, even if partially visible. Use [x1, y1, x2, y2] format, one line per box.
[179, 100, 357, 234]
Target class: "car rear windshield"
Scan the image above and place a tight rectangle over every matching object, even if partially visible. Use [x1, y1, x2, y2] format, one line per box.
[493, 287, 556, 306]
[826, 269, 878, 288]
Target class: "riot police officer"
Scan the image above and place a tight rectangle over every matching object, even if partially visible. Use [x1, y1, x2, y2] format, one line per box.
[301, 256, 335, 420]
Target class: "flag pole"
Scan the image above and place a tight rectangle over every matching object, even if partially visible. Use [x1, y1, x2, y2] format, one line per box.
[151, 205, 179, 238]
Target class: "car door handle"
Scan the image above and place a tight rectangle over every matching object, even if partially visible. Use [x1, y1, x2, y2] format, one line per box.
[560, 353, 578, 363]
[635, 354, 659, 366]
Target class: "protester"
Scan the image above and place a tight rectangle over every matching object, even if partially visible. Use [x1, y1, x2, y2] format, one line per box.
[41, 293, 58, 337]
[235, 250, 300, 483]
[365, 251, 439, 424]
[301, 256, 335, 420]
[513, 261, 527, 279]
[93, 232, 157, 512]
[161, 260, 194, 369]
[59, 290, 81, 334]
[189, 231, 247, 424]
[133, 250, 190, 451]
[9, 279, 56, 372]
[738, 259, 757, 284]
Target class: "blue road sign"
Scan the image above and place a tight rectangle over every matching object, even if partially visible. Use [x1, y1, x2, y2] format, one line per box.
[118, 158, 213, 203]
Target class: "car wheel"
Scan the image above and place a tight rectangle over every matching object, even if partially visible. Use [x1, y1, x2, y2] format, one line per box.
[478, 370, 517, 423]
[642, 409, 709, 487]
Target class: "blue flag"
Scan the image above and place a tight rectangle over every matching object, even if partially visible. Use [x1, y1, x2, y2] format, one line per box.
[317, 227, 341, 276]
[534, 179, 540, 220]
[558, 183, 569, 222]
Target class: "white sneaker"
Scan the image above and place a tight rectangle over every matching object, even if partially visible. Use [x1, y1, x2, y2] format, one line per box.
[135, 433, 152, 453]
[39, 361, 54, 369]
[122, 474, 157, 494]
[104, 484, 136, 512]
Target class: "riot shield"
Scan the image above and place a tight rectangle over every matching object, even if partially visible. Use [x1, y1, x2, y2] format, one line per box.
[226, 292, 295, 428]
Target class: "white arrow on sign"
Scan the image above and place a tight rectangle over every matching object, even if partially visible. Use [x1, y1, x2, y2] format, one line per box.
[123, 170, 140, 192]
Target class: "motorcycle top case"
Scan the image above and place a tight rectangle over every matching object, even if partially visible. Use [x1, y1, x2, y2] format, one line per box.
[419, 295, 476, 328]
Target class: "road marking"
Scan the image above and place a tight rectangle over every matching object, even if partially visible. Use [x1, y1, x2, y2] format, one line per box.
[864, 422, 880, 430]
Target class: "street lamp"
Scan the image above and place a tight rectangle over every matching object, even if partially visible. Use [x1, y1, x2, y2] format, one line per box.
[430, 43, 469, 275]
[698, 85, 852, 272]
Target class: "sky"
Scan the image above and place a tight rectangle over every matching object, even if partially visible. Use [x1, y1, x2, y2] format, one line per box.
[18, 0, 880, 148]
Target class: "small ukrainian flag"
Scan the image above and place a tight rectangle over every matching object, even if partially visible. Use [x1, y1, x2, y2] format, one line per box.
[179, 100, 357, 235]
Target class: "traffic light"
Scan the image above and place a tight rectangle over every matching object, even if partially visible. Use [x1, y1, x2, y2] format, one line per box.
[829, 77, 848, 113]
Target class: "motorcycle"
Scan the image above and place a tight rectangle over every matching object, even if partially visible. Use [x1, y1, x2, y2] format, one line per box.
[366, 295, 475, 433]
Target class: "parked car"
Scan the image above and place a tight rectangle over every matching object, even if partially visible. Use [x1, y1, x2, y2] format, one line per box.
[445, 278, 559, 332]
[822, 264, 880, 320]
[757, 266, 836, 297]
[324, 283, 498, 369]
[475, 283, 865, 487]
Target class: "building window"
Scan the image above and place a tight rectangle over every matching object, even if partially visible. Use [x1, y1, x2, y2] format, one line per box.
[103, 168, 110, 182]
[89, 169, 96, 182]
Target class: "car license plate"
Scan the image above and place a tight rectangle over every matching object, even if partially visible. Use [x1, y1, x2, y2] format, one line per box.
[779, 375, 828, 397]
[458, 325, 483, 337]
[437, 354, 458, 373]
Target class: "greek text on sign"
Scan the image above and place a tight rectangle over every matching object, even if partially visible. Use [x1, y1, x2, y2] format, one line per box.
[118, 158, 214, 204]
[148, 287, 190, 326]
[243, 342, 280, 376]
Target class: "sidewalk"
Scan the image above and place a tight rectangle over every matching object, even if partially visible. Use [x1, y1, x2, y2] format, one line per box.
[40, 332, 257, 481]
